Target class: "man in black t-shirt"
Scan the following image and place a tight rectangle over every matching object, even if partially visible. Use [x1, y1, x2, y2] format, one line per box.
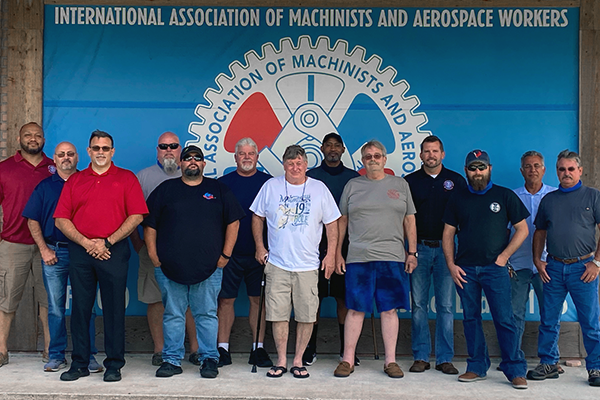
[442, 149, 529, 390]
[144, 145, 245, 379]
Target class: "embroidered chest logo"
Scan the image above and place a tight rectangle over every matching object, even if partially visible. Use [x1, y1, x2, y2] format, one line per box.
[387, 189, 400, 199]
[489, 202, 501, 213]
[203, 192, 215, 200]
[443, 180, 454, 190]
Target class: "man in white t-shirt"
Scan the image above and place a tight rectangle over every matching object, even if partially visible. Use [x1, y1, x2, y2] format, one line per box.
[250, 145, 340, 379]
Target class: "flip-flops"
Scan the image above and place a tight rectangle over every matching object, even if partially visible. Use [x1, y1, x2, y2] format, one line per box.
[266, 365, 287, 378]
[290, 366, 310, 379]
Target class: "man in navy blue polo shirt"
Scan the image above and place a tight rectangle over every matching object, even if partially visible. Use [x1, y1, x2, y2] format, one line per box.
[404, 135, 465, 375]
[23, 142, 101, 373]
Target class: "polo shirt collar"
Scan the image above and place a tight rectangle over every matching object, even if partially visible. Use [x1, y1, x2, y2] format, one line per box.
[419, 164, 445, 179]
[14, 150, 52, 168]
[86, 161, 118, 176]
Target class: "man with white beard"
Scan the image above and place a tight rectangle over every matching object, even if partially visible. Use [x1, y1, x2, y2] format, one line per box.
[130, 132, 200, 366]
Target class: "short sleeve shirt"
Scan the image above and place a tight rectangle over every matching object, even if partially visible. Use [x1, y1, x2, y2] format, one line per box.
[339, 174, 416, 264]
[136, 163, 181, 200]
[54, 163, 148, 239]
[22, 173, 69, 242]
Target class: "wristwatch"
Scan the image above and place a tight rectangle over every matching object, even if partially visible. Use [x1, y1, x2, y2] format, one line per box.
[104, 238, 112, 249]
[592, 259, 600, 269]
[407, 251, 418, 258]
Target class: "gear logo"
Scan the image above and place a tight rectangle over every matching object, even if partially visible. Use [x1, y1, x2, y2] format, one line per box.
[188, 35, 430, 177]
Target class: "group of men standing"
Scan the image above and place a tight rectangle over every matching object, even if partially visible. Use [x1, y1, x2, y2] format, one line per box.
[1, 123, 600, 390]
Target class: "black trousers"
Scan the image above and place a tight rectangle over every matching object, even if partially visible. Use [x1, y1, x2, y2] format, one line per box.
[68, 240, 130, 371]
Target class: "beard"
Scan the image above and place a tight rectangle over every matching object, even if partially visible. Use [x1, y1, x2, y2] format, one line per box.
[162, 158, 178, 174]
[239, 161, 255, 172]
[184, 166, 201, 177]
[60, 160, 75, 171]
[468, 173, 491, 191]
[325, 153, 340, 163]
[20, 140, 44, 155]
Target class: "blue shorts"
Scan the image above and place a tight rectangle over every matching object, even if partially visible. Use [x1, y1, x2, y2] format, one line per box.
[219, 255, 264, 299]
[345, 261, 410, 313]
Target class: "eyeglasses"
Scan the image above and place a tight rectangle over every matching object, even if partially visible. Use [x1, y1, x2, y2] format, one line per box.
[558, 166, 577, 172]
[467, 164, 488, 171]
[363, 154, 383, 161]
[158, 143, 180, 150]
[55, 151, 75, 158]
[183, 155, 203, 162]
[90, 146, 112, 152]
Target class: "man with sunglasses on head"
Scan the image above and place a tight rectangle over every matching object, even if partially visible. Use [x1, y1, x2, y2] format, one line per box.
[442, 149, 529, 389]
[55, 130, 148, 382]
[144, 145, 244, 379]
[130, 132, 200, 367]
[23, 142, 102, 373]
[527, 150, 600, 387]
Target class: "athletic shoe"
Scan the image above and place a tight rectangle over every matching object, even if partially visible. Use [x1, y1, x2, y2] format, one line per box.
[103, 369, 121, 382]
[188, 351, 201, 366]
[458, 371, 486, 382]
[217, 347, 232, 367]
[151, 352, 163, 366]
[527, 363, 559, 380]
[302, 348, 317, 366]
[60, 367, 90, 381]
[248, 347, 273, 368]
[589, 369, 600, 386]
[512, 377, 528, 389]
[200, 358, 219, 378]
[88, 356, 103, 373]
[44, 359, 67, 372]
[156, 362, 183, 378]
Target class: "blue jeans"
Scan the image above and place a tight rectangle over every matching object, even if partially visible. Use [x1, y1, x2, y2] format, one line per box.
[510, 268, 543, 351]
[410, 243, 455, 364]
[42, 244, 97, 361]
[155, 267, 223, 366]
[457, 264, 527, 380]
[538, 257, 600, 370]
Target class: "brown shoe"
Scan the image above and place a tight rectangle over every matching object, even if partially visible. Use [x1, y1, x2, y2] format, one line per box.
[435, 362, 459, 375]
[334, 361, 354, 377]
[384, 362, 404, 378]
[458, 371, 486, 382]
[0, 352, 8, 367]
[409, 360, 430, 373]
[512, 376, 528, 389]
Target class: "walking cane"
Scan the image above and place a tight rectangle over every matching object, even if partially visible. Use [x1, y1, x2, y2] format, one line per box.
[371, 311, 379, 360]
[251, 254, 268, 373]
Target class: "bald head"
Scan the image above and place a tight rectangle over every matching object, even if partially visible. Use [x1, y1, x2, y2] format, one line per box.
[157, 131, 181, 174]
[53, 141, 78, 176]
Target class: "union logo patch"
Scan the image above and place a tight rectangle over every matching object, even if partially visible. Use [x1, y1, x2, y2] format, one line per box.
[490, 202, 501, 213]
[443, 180, 454, 190]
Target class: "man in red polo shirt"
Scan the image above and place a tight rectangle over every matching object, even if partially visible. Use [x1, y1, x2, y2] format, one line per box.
[0, 122, 54, 367]
[54, 130, 148, 382]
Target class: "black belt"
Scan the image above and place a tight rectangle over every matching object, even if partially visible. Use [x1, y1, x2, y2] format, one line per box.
[44, 239, 69, 248]
[419, 239, 441, 248]
[548, 253, 594, 264]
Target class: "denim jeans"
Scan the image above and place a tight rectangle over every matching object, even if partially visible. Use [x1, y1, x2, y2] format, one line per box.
[42, 244, 97, 361]
[510, 268, 543, 351]
[410, 243, 455, 364]
[456, 264, 527, 380]
[538, 257, 600, 370]
[155, 267, 223, 366]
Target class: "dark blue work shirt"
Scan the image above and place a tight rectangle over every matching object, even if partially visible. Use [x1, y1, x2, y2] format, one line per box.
[22, 173, 69, 243]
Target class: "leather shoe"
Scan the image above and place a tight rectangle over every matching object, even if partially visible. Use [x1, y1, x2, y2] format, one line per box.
[103, 369, 122, 382]
[409, 360, 430, 373]
[60, 367, 90, 381]
[436, 362, 459, 375]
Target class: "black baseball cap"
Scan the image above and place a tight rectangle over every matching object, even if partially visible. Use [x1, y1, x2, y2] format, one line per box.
[322, 133, 344, 146]
[465, 149, 490, 167]
[180, 145, 204, 161]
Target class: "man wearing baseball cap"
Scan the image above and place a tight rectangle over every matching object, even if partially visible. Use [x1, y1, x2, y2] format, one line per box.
[144, 145, 245, 379]
[442, 149, 530, 389]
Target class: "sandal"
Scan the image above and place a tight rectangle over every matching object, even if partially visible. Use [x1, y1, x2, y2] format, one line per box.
[266, 365, 287, 378]
[290, 366, 310, 379]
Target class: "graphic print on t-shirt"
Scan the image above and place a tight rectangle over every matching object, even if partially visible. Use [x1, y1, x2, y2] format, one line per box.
[277, 193, 311, 231]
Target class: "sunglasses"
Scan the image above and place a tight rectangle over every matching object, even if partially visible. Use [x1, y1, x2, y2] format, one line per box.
[183, 155, 203, 162]
[363, 154, 383, 161]
[90, 146, 112, 152]
[558, 167, 577, 172]
[158, 143, 180, 150]
[467, 164, 488, 171]
[55, 151, 75, 158]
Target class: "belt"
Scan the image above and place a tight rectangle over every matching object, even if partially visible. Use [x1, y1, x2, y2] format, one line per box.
[548, 253, 594, 264]
[44, 239, 69, 248]
[418, 239, 441, 248]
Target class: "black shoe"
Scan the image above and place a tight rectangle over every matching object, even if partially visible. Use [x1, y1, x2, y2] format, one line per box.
[103, 369, 121, 382]
[589, 369, 600, 386]
[156, 362, 183, 378]
[302, 347, 317, 366]
[527, 363, 559, 380]
[200, 358, 219, 378]
[188, 351, 201, 366]
[60, 367, 90, 381]
[248, 347, 273, 368]
[217, 347, 232, 367]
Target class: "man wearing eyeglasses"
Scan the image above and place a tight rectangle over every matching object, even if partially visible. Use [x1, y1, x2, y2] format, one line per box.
[144, 145, 244, 379]
[23, 142, 102, 373]
[527, 150, 600, 387]
[130, 132, 200, 367]
[442, 149, 529, 389]
[55, 130, 148, 382]
[0, 122, 54, 368]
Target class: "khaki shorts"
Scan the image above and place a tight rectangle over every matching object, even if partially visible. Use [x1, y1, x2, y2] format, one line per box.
[137, 244, 162, 304]
[0, 240, 48, 313]
[264, 262, 319, 323]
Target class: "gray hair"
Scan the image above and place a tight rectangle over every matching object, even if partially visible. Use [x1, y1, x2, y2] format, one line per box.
[282, 144, 307, 162]
[235, 137, 258, 154]
[556, 149, 581, 168]
[361, 140, 387, 158]
[520, 150, 545, 168]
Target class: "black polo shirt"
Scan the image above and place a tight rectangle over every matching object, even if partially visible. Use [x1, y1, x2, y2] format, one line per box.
[404, 165, 466, 241]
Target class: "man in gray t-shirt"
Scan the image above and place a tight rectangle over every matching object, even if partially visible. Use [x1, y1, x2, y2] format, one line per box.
[334, 140, 417, 379]
[528, 150, 600, 386]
